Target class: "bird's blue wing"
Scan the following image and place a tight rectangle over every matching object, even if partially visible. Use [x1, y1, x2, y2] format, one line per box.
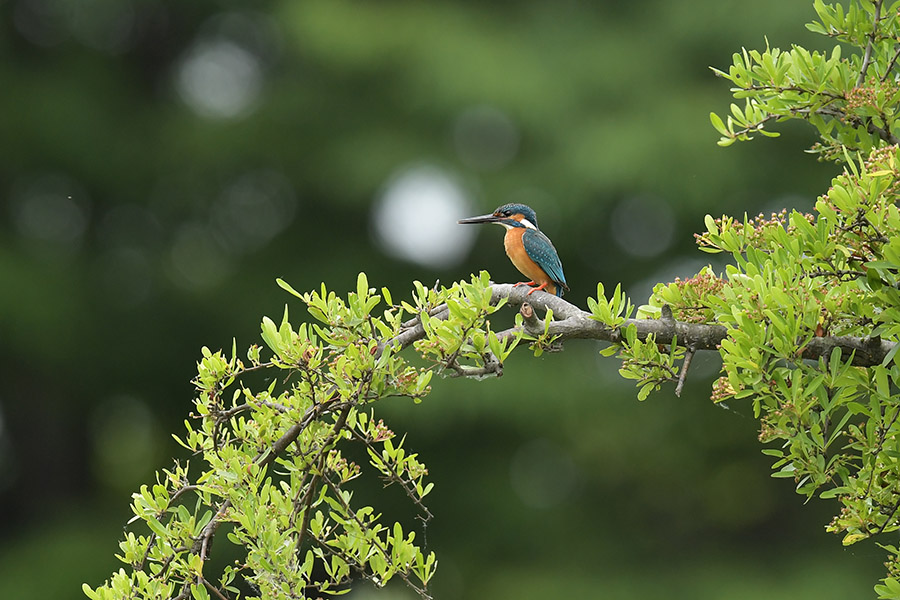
[523, 229, 568, 291]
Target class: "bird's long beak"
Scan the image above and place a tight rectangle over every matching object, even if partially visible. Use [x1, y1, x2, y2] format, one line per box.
[458, 213, 501, 225]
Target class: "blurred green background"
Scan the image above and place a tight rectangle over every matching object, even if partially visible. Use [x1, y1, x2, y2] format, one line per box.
[0, 0, 888, 598]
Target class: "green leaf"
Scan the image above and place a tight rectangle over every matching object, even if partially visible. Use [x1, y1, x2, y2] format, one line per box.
[146, 515, 168, 537]
[191, 583, 210, 600]
[842, 532, 868, 547]
[357, 272, 369, 301]
[885, 342, 900, 367]
[710, 111, 729, 136]
[868, 267, 885, 290]
[276, 277, 304, 299]
[599, 344, 619, 357]
[260, 316, 280, 354]
[876, 366, 890, 399]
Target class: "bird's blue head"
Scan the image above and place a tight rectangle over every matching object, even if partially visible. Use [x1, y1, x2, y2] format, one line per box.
[458, 203, 540, 230]
[493, 203, 539, 229]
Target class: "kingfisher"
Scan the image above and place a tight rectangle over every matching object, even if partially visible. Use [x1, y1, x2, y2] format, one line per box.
[458, 203, 569, 297]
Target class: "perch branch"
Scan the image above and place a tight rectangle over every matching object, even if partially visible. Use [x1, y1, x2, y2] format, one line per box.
[389, 283, 896, 368]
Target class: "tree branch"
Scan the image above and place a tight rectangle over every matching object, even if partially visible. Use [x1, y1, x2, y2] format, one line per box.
[163, 278, 897, 599]
[392, 283, 896, 368]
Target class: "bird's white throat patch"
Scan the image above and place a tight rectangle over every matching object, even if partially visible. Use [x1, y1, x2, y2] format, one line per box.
[497, 217, 537, 230]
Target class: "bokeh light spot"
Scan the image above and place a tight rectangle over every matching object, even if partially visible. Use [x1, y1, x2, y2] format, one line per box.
[211, 169, 297, 255]
[373, 165, 476, 269]
[9, 173, 90, 247]
[175, 39, 263, 119]
[168, 223, 231, 291]
[13, 0, 69, 46]
[610, 195, 675, 258]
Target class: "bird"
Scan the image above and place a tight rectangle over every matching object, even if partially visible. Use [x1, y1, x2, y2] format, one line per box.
[458, 203, 569, 297]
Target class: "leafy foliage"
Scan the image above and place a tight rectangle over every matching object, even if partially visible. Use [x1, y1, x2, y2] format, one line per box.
[710, 0, 900, 158]
[663, 151, 900, 596]
[84, 273, 514, 600]
[601, 2, 900, 596]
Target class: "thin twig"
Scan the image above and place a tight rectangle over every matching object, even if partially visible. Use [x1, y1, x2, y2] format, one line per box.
[857, 0, 884, 87]
[136, 532, 156, 571]
[293, 472, 321, 552]
[349, 427, 434, 519]
[675, 347, 695, 398]
[806, 269, 866, 280]
[743, 83, 845, 100]
[876, 496, 900, 535]
[199, 576, 230, 600]
[866, 114, 900, 145]
[882, 44, 900, 82]
[197, 500, 231, 561]
[295, 403, 353, 551]
[445, 354, 503, 378]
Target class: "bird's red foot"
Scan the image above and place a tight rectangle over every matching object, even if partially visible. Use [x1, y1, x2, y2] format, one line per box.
[525, 282, 550, 296]
[513, 281, 550, 295]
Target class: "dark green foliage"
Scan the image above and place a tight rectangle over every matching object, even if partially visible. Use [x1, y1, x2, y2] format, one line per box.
[619, 2, 900, 595]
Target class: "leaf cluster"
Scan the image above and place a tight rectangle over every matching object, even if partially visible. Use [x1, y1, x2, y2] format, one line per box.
[659, 142, 900, 600]
[588, 3, 900, 594]
[710, 0, 900, 158]
[643, 147, 900, 594]
[85, 272, 516, 600]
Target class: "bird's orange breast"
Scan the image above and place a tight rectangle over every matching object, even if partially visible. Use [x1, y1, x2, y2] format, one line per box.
[503, 228, 556, 294]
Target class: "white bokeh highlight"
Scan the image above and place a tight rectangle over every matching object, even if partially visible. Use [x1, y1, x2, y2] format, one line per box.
[373, 165, 476, 269]
[610, 195, 675, 258]
[175, 39, 263, 120]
